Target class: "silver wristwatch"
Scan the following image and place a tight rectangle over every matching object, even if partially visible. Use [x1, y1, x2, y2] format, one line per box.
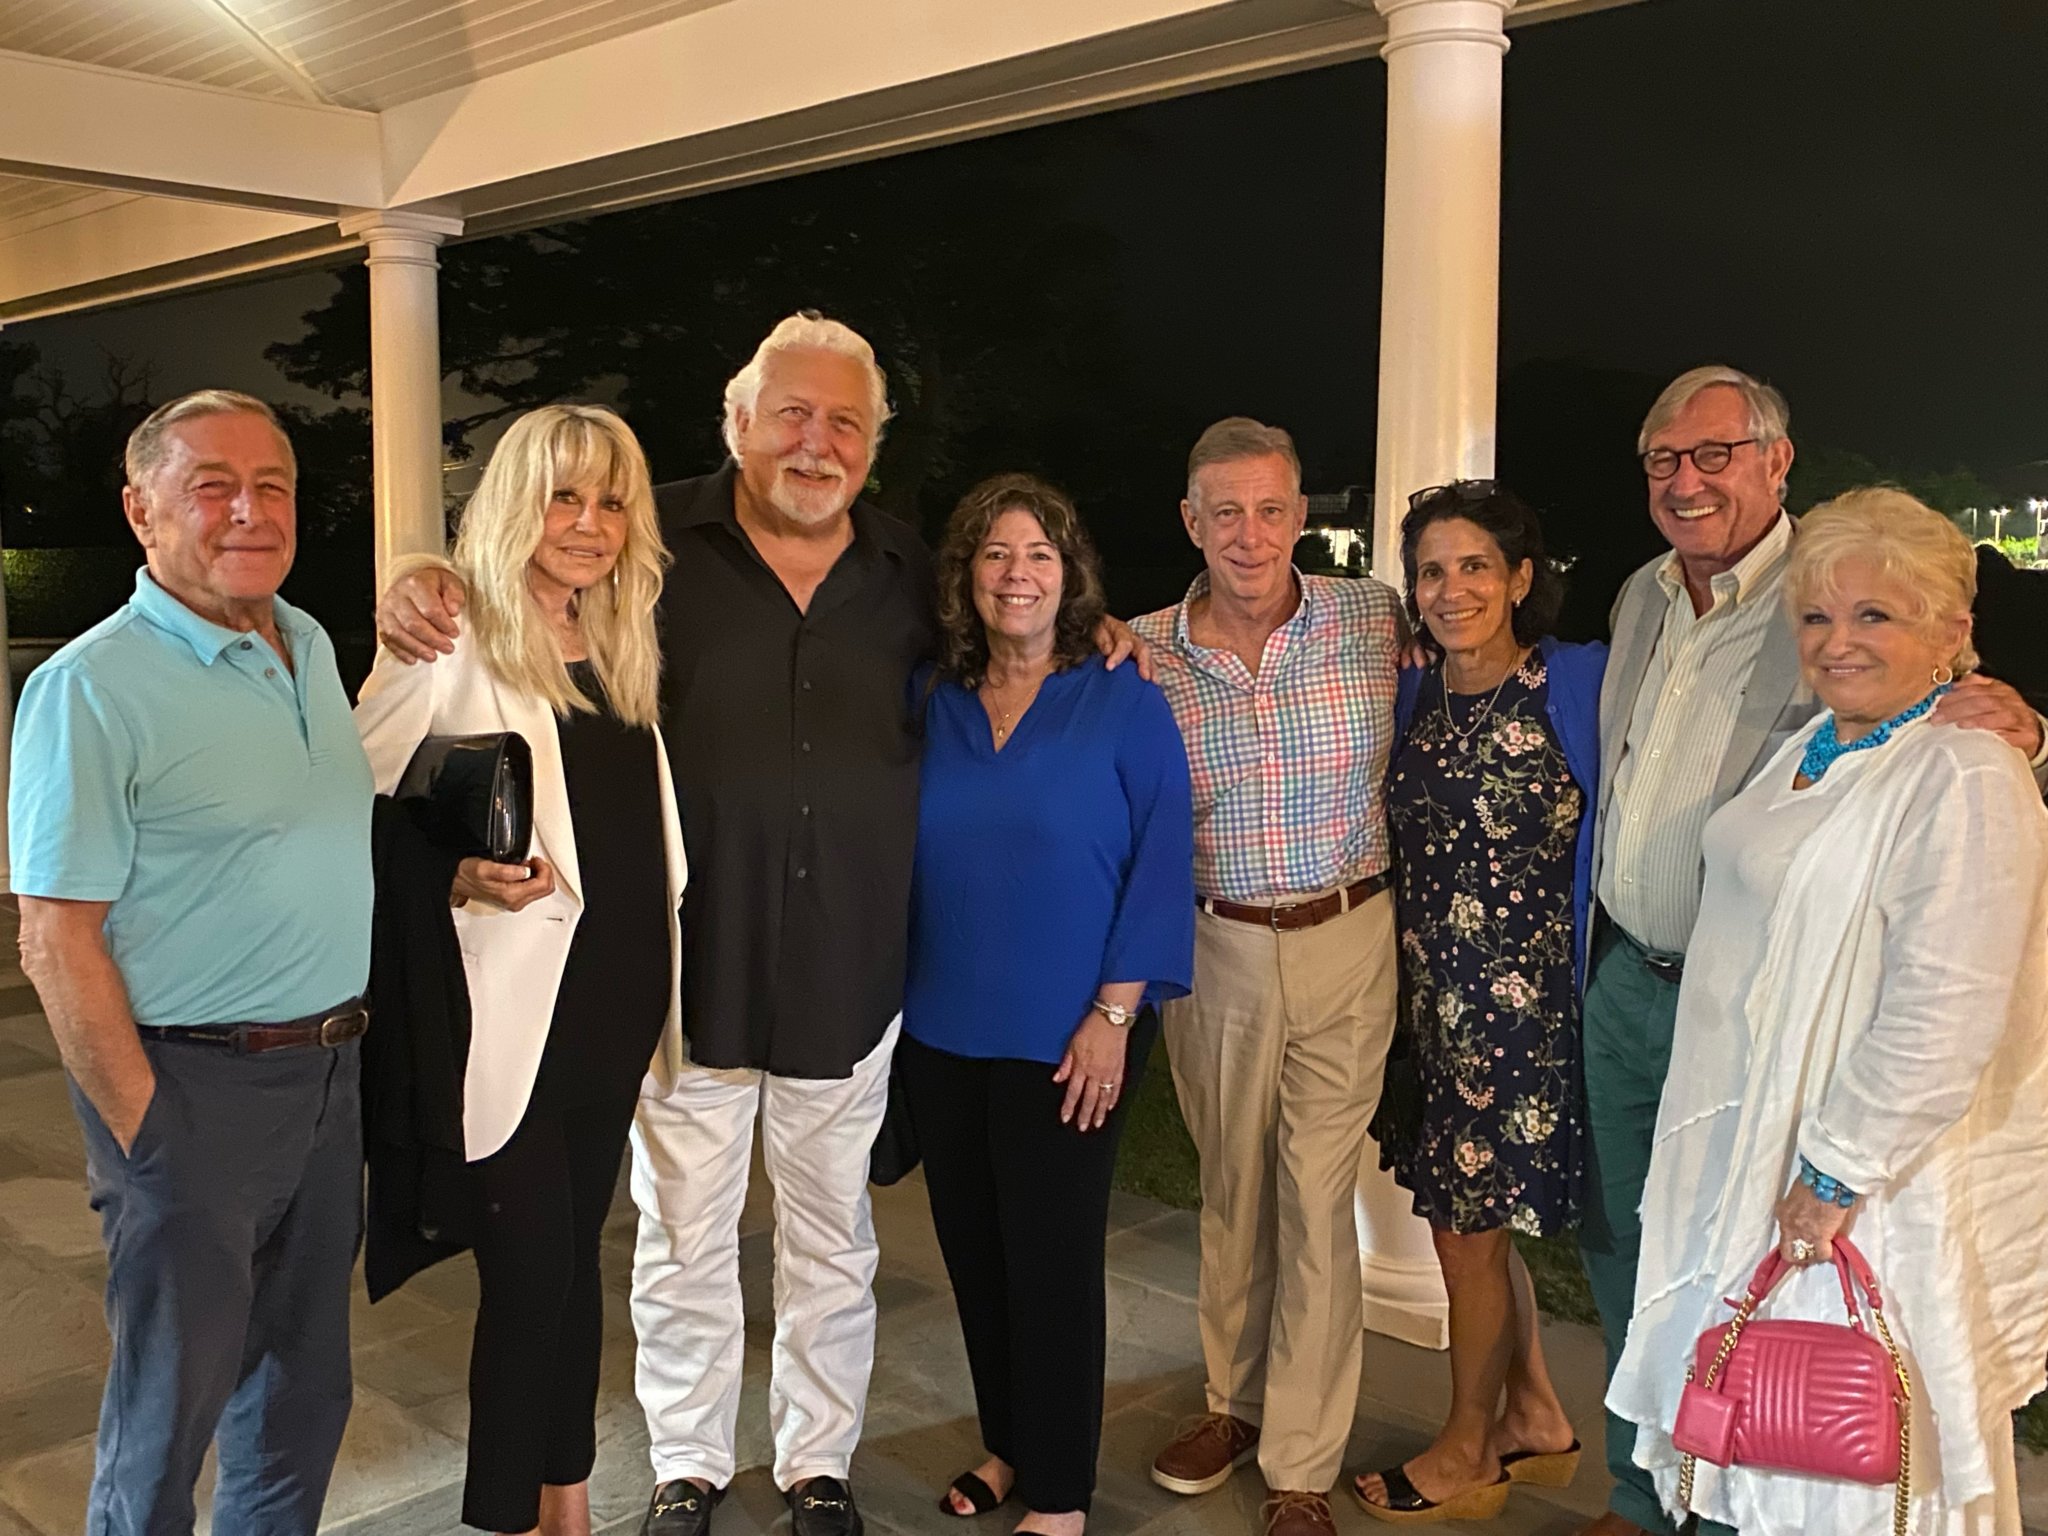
[1092, 998, 1136, 1028]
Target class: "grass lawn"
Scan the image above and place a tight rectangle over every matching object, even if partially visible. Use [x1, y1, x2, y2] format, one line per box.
[1112, 1039, 2048, 1453]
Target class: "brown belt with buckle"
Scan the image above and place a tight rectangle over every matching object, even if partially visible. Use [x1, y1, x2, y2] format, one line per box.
[135, 999, 371, 1055]
[1199, 870, 1393, 932]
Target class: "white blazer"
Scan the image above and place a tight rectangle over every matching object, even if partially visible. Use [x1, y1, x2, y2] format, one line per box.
[355, 627, 688, 1161]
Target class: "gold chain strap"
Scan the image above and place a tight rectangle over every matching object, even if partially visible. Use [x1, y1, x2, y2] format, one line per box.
[1871, 1303, 1914, 1536]
[1676, 1295, 1757, 1509]
[1675, 1288, 1915, 1536]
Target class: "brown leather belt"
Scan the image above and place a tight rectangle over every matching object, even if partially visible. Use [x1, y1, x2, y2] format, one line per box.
[136, 999, 370, 1055]
[1199, 870, 1393, 932]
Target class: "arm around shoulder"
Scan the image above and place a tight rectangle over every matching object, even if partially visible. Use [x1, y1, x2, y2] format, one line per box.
[375, 553, 468, 663]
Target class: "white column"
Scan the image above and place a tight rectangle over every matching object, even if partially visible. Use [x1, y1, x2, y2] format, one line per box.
[1356, 0, 1515, 1351]
[1368, 0, 1513, 583]
[338, 210, 463, 585]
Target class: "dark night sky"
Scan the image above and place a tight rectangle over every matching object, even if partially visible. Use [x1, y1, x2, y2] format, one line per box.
[20, 0, 2048, 499]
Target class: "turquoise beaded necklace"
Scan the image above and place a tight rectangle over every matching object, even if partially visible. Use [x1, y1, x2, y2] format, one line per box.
[1798, 682, 1950, 783]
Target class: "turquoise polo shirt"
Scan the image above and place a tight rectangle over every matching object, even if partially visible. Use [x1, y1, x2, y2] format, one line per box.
[9, 569, 374, 1027]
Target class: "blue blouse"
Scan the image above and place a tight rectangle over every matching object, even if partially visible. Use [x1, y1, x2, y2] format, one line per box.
[905, 654, 1196, 1064]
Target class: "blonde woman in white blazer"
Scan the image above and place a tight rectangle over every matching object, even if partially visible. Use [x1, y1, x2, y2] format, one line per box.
[356, 405, 686, 1536]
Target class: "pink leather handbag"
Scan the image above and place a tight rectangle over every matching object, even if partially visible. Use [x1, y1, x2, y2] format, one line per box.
[1671, 1235, 1913, 1536]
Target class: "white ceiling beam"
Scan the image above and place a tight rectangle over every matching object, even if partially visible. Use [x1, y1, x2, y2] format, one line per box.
[0, 50, 379, 213]
[381, 0, 1631, 215]
[0, 0, 1643, 319]
[0, 194, 336, 319]
[379, 0, 1254, 207]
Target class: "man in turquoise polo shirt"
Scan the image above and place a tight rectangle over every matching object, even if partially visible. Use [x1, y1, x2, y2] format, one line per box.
[10, 390, 375, 1536]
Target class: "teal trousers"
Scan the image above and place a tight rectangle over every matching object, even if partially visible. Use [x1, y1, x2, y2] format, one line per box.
[1577, 924, 1734, 1536]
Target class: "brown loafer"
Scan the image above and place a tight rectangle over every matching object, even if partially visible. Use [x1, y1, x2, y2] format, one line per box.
[1261, 1489, 1336, 1536]
[1150, 1413, 1260, 1495]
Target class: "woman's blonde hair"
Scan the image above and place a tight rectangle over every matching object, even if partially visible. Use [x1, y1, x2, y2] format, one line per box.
[453, 405, 670, 726]
[1786, 486, 1978, 673]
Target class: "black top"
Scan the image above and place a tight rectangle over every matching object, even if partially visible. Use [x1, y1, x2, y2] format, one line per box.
[543, 662, 672, 1100]
[655, 467, 938, 1078]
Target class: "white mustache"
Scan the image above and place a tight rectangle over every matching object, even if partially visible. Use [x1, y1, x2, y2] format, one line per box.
[781, 455, 843, 481]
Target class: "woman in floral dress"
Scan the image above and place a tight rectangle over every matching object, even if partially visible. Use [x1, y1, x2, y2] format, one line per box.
[1353, 483, 1605, 1525]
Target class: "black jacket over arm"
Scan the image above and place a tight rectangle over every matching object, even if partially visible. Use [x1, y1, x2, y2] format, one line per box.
[363, 795, 476, 1301]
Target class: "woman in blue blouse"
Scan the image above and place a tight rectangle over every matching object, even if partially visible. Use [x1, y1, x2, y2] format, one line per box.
[1354, 482, 1604, 1524]
[902, 473, 1194, 1536]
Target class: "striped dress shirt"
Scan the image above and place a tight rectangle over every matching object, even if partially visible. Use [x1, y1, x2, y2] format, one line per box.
[1131, 569, 1402, 903]
[1600, 514, 1793, 953]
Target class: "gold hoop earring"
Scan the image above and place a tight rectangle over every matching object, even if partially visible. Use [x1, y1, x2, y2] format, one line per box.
[1933, 664, 1955, 686]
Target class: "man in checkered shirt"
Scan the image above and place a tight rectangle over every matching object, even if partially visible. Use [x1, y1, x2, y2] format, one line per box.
[1131, 418, 1404, 1536]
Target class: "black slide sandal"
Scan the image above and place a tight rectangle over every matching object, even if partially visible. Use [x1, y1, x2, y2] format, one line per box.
[938, 1472, 1007, 1517]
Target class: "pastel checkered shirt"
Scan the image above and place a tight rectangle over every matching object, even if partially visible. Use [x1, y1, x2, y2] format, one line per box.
[1132, 569, 1403, 903]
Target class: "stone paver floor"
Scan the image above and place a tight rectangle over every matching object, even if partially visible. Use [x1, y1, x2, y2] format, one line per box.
[0, 901, 2042, 1534]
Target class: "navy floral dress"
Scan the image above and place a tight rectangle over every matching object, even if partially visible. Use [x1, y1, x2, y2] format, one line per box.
[1384, 653, 1585, 1237]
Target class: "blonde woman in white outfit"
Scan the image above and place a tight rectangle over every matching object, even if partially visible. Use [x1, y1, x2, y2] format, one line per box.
[1609, 488, 2048, 1536]
[356, 405, 687, 1536]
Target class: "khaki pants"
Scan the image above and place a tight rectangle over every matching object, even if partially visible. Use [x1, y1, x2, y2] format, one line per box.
[1163, 890, 1398, 1492]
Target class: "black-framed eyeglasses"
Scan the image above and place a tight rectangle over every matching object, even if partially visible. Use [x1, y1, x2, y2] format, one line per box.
[1406, 478, 1499, 511]
[1640, 439, 1757, 480]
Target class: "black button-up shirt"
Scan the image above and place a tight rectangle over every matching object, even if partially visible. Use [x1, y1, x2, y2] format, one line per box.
[656, 467, 936, 1077]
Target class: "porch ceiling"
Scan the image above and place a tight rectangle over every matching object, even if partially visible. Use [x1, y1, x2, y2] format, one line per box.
[0, 0, 1645, 323]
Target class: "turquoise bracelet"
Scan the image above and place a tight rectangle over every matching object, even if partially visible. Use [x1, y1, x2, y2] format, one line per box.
[1798, 1155, 1859, 1208]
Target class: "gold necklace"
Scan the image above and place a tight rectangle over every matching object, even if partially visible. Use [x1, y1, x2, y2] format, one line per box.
[1441, 648, 1526, 746]
[981, 669, 1048, 743]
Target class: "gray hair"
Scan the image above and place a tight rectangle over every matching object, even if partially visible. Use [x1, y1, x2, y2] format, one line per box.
[720, 312, 892, 458]
[1787, 486, 1979, 673]
[125, 389, 295, 489]
[1636, 365, 1791, 454]
[1186, 416, 1302, 499]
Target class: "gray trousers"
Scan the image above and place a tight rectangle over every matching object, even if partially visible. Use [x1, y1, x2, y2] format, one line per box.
[70, 1035, 363, 1536]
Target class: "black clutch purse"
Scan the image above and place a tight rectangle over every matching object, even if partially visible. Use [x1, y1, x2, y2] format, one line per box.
[868, 1053, 920, 1186]
[1370, 1022, 1424, 1169]
[395, 733, 534, 863]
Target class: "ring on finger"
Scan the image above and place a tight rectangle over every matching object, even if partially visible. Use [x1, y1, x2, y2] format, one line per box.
[1789, 1237, 1816, 1263]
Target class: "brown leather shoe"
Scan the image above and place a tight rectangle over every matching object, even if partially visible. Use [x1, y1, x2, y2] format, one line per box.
[1261, 1490, 1336, 1536]
[1573, 1516, 1651, 1536]
[1150, 1413, 1260, 1495]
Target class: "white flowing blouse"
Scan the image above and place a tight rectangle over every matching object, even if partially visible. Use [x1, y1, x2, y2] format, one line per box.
[1608, 715, 2048, 1536]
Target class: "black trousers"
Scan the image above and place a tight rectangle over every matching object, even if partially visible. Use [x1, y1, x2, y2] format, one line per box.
[898, 1019, 1155, 1515]
[463, 1082, 638, 1532]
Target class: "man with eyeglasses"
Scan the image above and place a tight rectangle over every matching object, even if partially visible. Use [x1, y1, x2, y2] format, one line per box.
[1576, 364, 2048, 1536]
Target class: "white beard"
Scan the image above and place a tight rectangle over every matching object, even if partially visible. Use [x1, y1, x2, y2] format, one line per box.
[770, 460, 855, 524]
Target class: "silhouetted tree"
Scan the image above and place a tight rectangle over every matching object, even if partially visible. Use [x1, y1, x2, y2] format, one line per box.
[0, 353, 156, 548]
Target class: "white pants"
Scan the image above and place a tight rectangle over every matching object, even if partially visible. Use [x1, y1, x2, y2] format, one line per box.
[628, 1019, 899, 1490]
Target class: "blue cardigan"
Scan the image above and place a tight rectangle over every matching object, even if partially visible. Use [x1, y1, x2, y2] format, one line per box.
[1394, 635, 1607, 999]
